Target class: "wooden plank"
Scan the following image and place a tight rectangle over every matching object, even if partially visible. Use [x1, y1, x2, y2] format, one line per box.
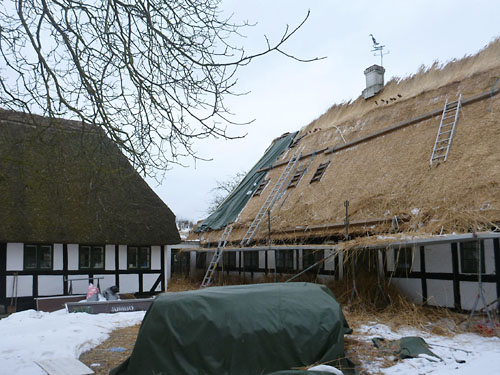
[35, 358, 93, 375]
[66, 298, 153, 314]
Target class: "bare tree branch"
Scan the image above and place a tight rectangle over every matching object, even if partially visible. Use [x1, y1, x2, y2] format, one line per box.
[0, 1, 323, 177]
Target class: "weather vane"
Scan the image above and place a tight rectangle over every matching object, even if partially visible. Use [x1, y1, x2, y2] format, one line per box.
[369, 34, 389, 67]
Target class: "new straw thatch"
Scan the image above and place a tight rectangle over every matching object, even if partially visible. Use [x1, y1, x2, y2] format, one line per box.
[0, 110, 180, 245]
[195, 38, 500, 245]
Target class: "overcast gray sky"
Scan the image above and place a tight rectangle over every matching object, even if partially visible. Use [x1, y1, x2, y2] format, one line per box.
[149, 0, 500, 222]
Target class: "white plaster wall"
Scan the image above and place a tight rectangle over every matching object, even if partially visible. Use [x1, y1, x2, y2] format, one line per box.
[92, 274, 116, 291]
[166, 245, 172, 281]
[119, 274, 139, 293]
[324, 250, 336, 271]
[38, 276, 64, 296]
[460, 281, 497, 310]
[425, 244, 452, 273]
[6, 243, 23, 271]
[259, 251, 266, 269]
[426, 279, 454, 308]
[484, 240, 495, 274]
[105, 245, 115, 271]
[143, 273, 161, 292]
[189, 251, 196, 276]
[151, 246, 161, 270]
[391, 278, 422, 304]
[377, 250, 384, 276]
[410, 247, 420, 272]
[118, 245, 127, 270]
[6, 275, 33, 297]
[67, 275, 91, 295]
[67, 244, 79, 270]
[53, 244, 63, 270]
[298, 250, 303, 268]
[386, 249, 394, 272]
[267, 250, 276, 269]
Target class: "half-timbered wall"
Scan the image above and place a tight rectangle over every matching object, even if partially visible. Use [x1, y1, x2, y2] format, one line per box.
[1, 242, 169, 312]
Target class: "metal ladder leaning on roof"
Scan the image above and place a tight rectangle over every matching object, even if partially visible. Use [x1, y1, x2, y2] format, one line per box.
[201, 224, 233, 288]
[430, 94, 462, 166]
[240, 147, 303, 246]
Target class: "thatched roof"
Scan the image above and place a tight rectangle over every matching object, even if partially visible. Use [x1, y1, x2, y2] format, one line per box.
[195, 39, 500, 245]
[0, 110, 180, 245]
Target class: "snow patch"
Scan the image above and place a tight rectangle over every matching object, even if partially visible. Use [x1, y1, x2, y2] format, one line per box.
[0, 309, 145, 375]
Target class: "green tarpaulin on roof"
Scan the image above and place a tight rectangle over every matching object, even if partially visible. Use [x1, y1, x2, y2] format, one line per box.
[110, 282, 356, 375]
[195, 132, 297, 232]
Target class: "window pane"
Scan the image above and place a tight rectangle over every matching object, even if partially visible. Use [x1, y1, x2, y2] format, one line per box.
[139, 247, 150, 269]
[92, 246, 104, 269]
[196, 252, 207, 269]
[460, 241, 485, 274]
[39, 246, 52, 269]
[79, 246, 91, 269]
[223, 252, 236, 269]
[25, 245, 37, 269]
[127, 247, 138, 268]
[244, 251, 259, 271]
[395, 248, 412, 272]
[277, 250, 294, 271]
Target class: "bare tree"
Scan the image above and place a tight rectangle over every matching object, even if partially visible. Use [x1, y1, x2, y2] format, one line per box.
[0, 1, 320, 176]
[207, 170, 246, 214]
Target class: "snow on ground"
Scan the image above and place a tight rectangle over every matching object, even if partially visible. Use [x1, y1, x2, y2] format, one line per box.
[355, 323, 500, 375]
[0, 309, 499, 375]
[0, 309, 145, 375]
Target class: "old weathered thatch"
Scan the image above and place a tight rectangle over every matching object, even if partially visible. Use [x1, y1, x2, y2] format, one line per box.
[0, 110, 180, 245]
[195, 38, 500, 245]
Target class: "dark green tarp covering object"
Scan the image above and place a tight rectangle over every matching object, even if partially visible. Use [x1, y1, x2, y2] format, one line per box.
[110, 283, 355, 375]
[372, 336, 441, 360]
[195, 132, 297, 232]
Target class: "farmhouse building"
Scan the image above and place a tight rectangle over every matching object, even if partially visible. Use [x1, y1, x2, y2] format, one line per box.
[186, 39, 500, 311]
[0, 110, 180, 312]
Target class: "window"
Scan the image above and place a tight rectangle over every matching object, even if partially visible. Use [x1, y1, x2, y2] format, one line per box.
[460, 241, 485, 274]
[287, 167, 306, 189]
[223, 251, 236, 269]
[79, 245, 105, 270]
[196, 252, 207, 269]
[127, 246, 151, 269]
[253, 179, 270, 196]
[394, 248, 413, 272]
[303, 249, 324, 270]
[244, 251, 259, 271]
[171, 249, 190, 276]
[24, 244, 52, 270]
[310, 162, 330, 183]
[276, 250, 294, 272]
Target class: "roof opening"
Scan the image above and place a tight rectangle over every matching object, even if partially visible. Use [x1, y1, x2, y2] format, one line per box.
[288, 166, 306, 189]
[310, 161, 330, 183]
[253, 178, 270, 196]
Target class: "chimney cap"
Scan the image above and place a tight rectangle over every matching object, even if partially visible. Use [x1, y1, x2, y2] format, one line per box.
[364, 64, 385, 75]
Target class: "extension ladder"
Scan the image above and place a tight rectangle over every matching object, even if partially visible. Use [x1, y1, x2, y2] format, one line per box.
[430, 94, 462, 166]
[200, 225, 233, 288]
[240, 148, 303, 246]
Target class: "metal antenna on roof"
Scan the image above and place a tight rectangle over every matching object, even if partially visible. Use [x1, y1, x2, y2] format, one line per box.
[369, 34, 389, 67]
